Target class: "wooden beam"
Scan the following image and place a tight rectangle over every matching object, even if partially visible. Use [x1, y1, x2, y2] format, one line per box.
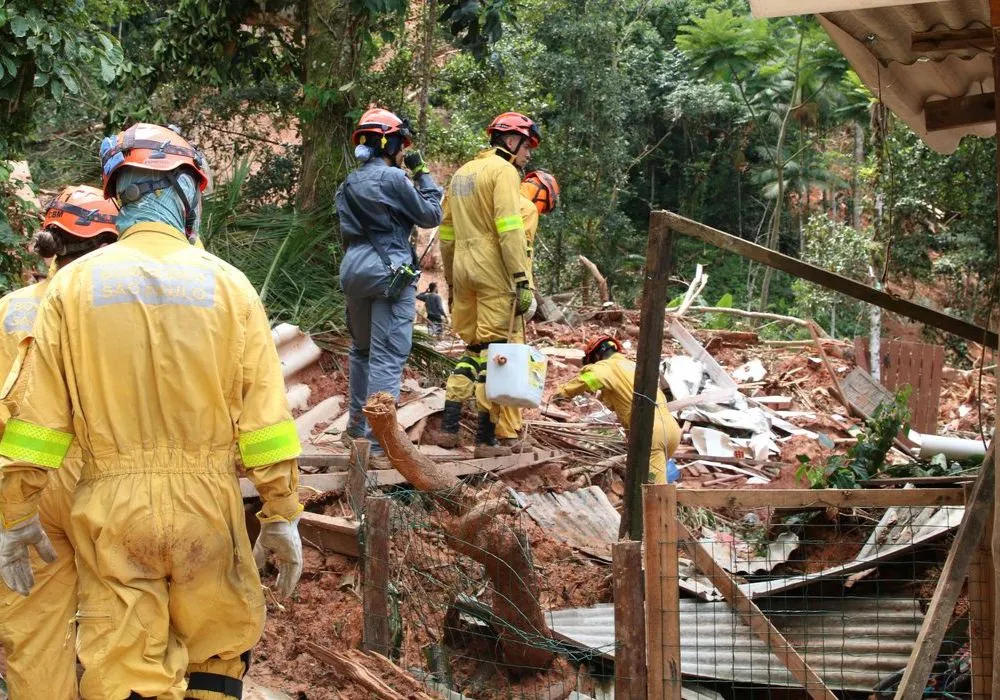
[241, 449, 565, 498]
[347, 438, 372, 518]
[925, 93, 995, 132]
[363, 497, 391, 657]
[894, 442, 996, 700]
[621, 214, 674, 540]
[967, 482, 995, 699]
[674, 487, 966, 509]
[992, 27, 1000, 699]
[613, 540, 648, 699]
[658, 211, 998, 348]
[749, 0, 938, 19]
[644, 485, 680, 700]
[299, 512, 360, 557]
[911, 27, 993, 53]
[678, 518, 838, 700]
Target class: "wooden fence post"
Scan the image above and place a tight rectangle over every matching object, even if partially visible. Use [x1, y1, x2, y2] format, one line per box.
[644, 484, 681, 700]
[363, 496, 391, 656]
[347, 438, 371, 519]
[967, 481, 994, 699]
[621, 214, 674, 541]
[614, 540, 647, 699]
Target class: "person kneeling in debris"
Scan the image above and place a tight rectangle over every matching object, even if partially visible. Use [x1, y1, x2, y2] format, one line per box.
[554, 336, 681, 483]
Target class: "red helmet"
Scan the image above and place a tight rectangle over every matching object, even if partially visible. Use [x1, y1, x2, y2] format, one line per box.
[522, 170, 559, 214]
[487, 112, 540, 148]
[583, 335, 622, 365]
[42, 185, 119, 240]
[352, 108, 413, 148]
[100, 123, 211, 199]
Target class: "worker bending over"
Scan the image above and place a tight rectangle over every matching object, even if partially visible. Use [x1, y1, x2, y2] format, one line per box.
[554, 336, 681, 483]
[0, 185, 119, 699]
[0, 123, 304, 700]
[438, 157, 559, 454]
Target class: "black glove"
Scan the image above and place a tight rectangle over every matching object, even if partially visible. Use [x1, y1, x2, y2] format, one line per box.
[404, 151, 429, 175]
[514, 281, 533, 316]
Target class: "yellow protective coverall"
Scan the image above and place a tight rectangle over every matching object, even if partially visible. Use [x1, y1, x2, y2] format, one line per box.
[0, 222, 303, 700]
[558, 352, 681, 483]
[439, 149, 531, 437]
[0, 279, 81, 700]
[442, 187, 537, 439]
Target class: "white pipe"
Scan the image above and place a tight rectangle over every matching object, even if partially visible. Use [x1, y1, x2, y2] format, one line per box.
[911, 432, 987, 460]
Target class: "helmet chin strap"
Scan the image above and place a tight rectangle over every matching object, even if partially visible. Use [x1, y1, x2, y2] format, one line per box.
[165, 171, 197, 235]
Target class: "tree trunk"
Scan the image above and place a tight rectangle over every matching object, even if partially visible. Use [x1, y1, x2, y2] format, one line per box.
[416, 0, 438, 140]
[363, 392, 556, 671]
[855, 120, 881, 380]
[298, 0, 366, 210]
[758, 31, 805, 313]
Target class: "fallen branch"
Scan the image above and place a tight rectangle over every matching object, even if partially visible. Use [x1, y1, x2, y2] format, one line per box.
[306, 644, 435, 700]
[578, 255, 609, 303]
[364, 392, 556, 671]
[565, 454, 626, 478]
[677, 305, 825, 332]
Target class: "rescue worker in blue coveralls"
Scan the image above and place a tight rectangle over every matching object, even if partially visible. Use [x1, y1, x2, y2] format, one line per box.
[337, 108, 443, 465]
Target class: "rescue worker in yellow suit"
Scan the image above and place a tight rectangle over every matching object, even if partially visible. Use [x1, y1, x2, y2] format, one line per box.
[0, 185, 120, 699]
[554, 336, 682, 483]
[438, 113, 541, 458]
[438, 169, 559, 451]
[0, 123, 304, 700]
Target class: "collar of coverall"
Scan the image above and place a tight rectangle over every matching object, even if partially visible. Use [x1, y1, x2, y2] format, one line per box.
[118, 221, 190, 244]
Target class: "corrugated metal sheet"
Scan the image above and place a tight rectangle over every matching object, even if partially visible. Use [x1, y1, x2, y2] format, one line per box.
[814, 1, 993, 153]
[548, 597, 924, 692]
[516, 487, 620, 561]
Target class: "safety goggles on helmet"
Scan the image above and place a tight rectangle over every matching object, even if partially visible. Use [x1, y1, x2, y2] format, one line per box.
[42, 185, 119, 240]
[522, 169, 559, 214]
[352, 108, 414, 149]
[487, 112, 541, 149]
[583, 335, 623, 365]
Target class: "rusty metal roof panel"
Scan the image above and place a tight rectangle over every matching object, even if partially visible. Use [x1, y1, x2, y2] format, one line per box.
[516, 486, 620, 562]
[547, 597, 926, 692]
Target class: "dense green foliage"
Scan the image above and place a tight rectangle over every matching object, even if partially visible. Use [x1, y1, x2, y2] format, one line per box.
[2, 0, 998, 339]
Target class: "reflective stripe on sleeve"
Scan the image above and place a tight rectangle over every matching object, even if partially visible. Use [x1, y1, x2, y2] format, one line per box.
[439, 225, 455, 242]
[495, 215, 522, 234]
[580, 371, 603, 392]
[0, 419, 72, 468]
[239, 420, 301, 468]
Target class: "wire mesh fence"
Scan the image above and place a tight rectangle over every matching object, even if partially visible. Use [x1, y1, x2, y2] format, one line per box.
[356, 473, 625, 699]
[643, 485, 982, 700]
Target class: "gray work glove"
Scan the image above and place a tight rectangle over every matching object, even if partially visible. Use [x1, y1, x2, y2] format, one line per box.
[0, 514, 57, 596]
[514, 282, 534, 316]
[525, 295, 538, 322]
[253, 516, 303, 598]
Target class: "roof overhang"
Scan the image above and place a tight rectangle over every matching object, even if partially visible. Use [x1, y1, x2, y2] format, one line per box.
[751, 0, 995, 154]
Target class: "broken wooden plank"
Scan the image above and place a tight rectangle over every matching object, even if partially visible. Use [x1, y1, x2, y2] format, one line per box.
[894, 442, 995, 700]
[299, 512, 359, 557]
[658, 211, 998, 348]
[676, 488, 965, 509]
[677, 516, 838, 700]
[242, 449, 565, 499]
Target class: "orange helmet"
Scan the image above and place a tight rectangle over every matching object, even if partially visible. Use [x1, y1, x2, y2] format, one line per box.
[583, 335, 622, 365]
[42, 185, 119, 239]
[100, 123, 211, 199]
[521, 170, 559, 214]
[352, 108, 413, 148]
[487, 112, 540, 148]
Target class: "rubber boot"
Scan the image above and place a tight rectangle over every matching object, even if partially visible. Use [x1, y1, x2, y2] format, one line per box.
[474, 412, 512, 458]
[438, 400, 463, 448]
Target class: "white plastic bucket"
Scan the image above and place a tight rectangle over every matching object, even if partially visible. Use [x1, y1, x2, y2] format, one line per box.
[485, 342, 548, 408]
